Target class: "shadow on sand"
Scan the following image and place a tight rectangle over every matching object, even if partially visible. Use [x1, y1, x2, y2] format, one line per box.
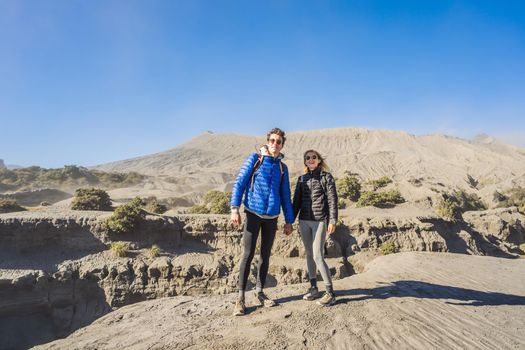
[334, 280, 525, 306]
[273, 280, 525, 307]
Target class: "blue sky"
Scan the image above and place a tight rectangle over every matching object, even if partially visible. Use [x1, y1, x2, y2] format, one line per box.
[1, 1, 524, 168]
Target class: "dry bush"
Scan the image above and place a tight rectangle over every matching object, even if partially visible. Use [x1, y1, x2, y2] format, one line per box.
[71, 188, 112, 211]
[110, 241, 130, 257]
[357, 189, 404, 208]
[336, 175, 361, 201]
[104, 197, 144, 233]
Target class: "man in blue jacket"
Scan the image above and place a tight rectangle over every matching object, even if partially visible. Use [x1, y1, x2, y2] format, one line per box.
[230, 127, 294, 316]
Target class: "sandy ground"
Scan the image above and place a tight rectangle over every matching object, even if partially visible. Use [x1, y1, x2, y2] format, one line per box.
[35, 252, 525, 350]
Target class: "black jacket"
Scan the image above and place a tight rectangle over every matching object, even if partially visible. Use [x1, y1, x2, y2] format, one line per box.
[292, 168, 338, 224]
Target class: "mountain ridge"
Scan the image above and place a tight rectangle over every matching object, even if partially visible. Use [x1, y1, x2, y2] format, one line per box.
[91, 128, 525, 204]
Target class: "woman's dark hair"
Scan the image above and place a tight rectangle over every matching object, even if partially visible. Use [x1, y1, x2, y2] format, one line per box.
[266, 127, 286, 146]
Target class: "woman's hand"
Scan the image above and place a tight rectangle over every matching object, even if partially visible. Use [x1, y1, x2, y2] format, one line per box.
[284, 223, 293, 235]
[231, 212, 242, 226]
[327, 223, 336, 235]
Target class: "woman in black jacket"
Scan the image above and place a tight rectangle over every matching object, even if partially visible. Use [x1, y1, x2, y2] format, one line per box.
[293, 149, 338, 306]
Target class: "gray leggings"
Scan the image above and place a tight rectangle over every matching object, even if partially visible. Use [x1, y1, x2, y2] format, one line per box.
[298, 220, 332, 287]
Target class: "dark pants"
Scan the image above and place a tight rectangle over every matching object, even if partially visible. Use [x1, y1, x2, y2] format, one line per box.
[238, 210, 278, 291]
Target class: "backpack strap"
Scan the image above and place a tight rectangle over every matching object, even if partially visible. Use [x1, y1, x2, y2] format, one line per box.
[250, 154, 263, 191]
[251, 157, 286, 191]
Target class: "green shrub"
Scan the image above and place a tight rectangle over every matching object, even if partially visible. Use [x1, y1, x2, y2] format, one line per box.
[356, 189, 405, 208]
[204, 191, 231, 214]
[0, 165, 144, 192]
[336, 176, 361, 201]
[436, 198, 462, 220]
[203, 190, 225, 203]
[43, 165, 96, 183]
[509, 187, 525, 206]
[379, 241, 397, 255]
[71, 188, 112, 211]
[496, 186, 525, 209]
[0, 167, 39, 188]
[436, 190, 485, 220]
[450, 190, 486, 211]
[148, 244, 161, 258]
[104, 197, 144, 233]
[338, 199, 347, 209]
[0, 199, 26, 213]
[188, 204, 210, 214]
[96, 171, 144, 187]
[367, 176, 393, 191]
[188, 191, 231, 214]
[143, 197, 168, 214]
[210, 201, 229, 214]
[110, 241, 130, 257]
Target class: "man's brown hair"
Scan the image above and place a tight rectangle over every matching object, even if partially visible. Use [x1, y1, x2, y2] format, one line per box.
[266, 127, 286, 146]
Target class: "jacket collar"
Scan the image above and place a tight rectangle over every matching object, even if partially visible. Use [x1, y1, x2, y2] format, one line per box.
[307, 167, 321, 176]
[260, 152, 285, 161]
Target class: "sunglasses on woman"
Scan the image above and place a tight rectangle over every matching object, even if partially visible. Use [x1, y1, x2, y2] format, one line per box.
[268, 138, 283, 145]
[305, 155, 318, 161]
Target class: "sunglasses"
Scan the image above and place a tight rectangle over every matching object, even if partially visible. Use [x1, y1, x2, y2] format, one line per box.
[268, 138, 283, 145]
[305, 155, 318, 161]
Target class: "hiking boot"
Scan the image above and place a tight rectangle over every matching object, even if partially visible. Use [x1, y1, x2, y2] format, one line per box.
[317, 292, 336, 306]
[256, 292, 276, 307]
[233, 297, 246, 316]
[303, 286, 320, 301]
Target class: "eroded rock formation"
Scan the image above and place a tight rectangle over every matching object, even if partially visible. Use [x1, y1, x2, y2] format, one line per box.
[0, 207, 524, 349]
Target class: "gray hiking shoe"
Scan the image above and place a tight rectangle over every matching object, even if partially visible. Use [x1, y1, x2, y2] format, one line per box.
[317, 292, 336, 306]
[233, 297, 246, 316]
[256, 292, 276, 307]
[303, 286, 320, 301]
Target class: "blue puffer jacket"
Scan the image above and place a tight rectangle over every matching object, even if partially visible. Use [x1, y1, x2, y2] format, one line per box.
[230, 152, 294, 224]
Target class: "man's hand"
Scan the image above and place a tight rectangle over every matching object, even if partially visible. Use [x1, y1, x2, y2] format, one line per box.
[327, 223, 336, 235]
[231, 212, 242, 226]
[284, 223, 293, 235]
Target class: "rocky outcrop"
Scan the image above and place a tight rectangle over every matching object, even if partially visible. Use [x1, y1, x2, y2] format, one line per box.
[337, 208, 525, 259]
[0, 211, 350, 349]
[0, 210, 184, 257]
[33, 252, 525, 350]
[1, 208, 524, 349]
[463, 207, 525, 253]
[0, 270, 110, 350]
